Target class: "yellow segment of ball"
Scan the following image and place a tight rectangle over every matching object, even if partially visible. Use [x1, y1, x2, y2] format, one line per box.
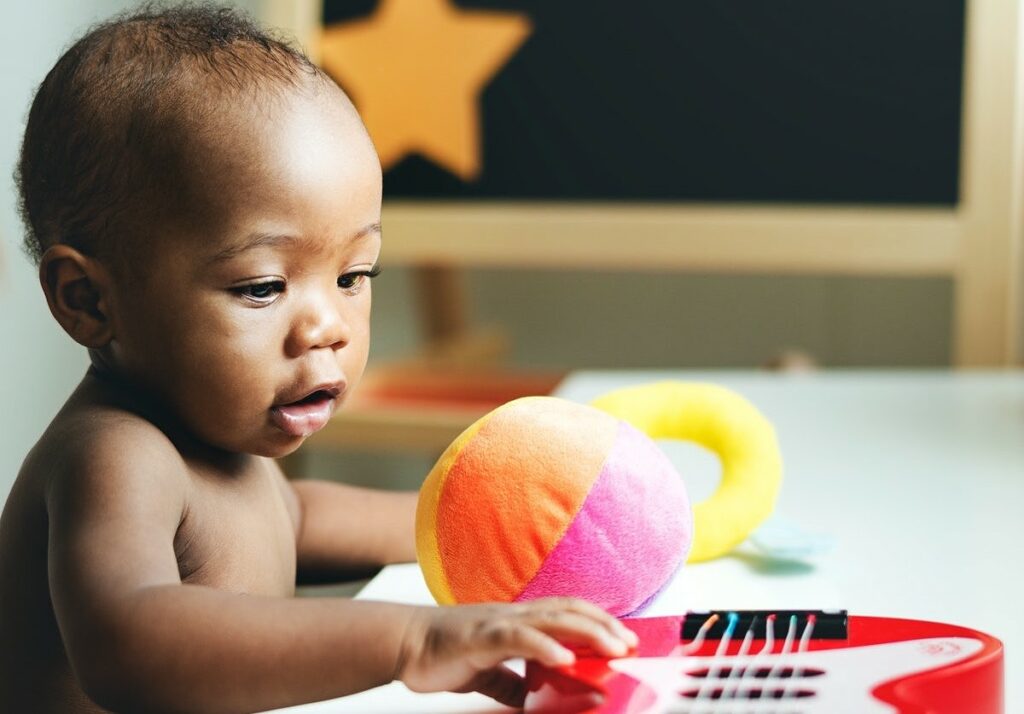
[415, 402, 500, 605]
[591, 381, 782, 563]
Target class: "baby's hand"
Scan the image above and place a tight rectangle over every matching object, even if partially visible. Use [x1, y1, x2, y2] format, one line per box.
[396, 597, 638, 707]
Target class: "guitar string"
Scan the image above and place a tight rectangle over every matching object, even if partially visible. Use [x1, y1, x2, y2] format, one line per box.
[678, 612, 823, 710]
[720, 615, 758, 701]
[730, 613, 776, 703]
[760, 614, 799, 702]
[717, 614, 796, 705]
[672, 614, 720, 714]
[677, 613, 720, 656]
[718, 612, 778, 707]
[694, 612, 738, 702]
[776, 614, 817, 701]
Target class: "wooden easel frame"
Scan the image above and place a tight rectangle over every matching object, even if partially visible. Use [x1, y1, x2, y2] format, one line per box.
[282, 0, 1023, 366]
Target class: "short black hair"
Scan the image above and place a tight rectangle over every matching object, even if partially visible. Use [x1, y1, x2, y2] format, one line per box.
[16, 2, 329, 266]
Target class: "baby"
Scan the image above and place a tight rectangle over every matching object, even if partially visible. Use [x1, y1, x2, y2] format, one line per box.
[0, 5, 634, 712]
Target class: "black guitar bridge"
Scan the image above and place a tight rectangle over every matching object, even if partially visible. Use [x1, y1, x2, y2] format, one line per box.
[682, 609, 848, 640]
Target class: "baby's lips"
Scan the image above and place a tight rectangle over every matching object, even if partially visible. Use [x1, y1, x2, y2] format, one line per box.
[269, 393, 336, 437]
[275, 380, 345, 407]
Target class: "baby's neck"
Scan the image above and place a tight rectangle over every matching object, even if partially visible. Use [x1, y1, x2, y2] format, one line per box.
[81, 363, 255, 475]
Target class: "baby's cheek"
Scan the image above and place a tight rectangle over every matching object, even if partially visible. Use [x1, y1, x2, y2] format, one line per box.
[175, 324, 277, 427]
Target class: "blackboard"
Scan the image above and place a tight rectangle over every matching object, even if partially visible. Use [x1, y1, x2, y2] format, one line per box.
[322, 1, 965, 205]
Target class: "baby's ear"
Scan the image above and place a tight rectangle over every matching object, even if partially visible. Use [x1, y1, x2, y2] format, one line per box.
[39, 245, 115, 348]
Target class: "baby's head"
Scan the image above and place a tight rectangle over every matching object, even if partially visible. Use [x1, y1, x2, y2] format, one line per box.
[18, 3, 383, 457]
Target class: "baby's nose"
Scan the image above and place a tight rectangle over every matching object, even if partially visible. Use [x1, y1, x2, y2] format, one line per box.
[287, 295, 349, 356]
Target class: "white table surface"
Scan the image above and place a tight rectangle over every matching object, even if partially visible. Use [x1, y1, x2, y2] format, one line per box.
[267, 370, 1024, 713]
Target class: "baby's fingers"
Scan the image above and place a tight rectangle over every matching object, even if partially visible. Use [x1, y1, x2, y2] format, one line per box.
[537, 597, 639, 647]
[524, 609, 632, 658]
[516, 598, 638, 654]
[472, 623, 576, 669]
[462, 665, 528, 708]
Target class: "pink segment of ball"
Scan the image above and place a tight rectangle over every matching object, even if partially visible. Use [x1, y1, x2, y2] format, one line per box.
[513, 420, 692, 616]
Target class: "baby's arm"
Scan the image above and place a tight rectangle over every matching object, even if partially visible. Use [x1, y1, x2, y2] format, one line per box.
[49, 431, 633, 712]
[279, 469, 417, 581]
[46, 430, 414, 711]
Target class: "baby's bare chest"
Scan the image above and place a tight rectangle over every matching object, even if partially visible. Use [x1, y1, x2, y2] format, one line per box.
[174, 469, 297, 597]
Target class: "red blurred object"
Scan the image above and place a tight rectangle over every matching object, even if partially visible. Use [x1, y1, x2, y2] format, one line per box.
[352, 367, 566, 411]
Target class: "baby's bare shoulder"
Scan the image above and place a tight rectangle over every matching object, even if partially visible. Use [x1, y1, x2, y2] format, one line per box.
[27, 402, 189, 517]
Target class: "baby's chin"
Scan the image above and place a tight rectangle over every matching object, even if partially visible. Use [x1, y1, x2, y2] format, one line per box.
[253, 433, 309, 460]
[187, 421, 311, 461]
[221, 428, 311, 460]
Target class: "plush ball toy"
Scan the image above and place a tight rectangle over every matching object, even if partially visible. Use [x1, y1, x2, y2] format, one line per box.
[416, 396, 692, 617]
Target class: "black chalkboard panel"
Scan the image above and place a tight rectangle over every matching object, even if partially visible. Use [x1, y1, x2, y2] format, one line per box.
[322, 1, 965, 205]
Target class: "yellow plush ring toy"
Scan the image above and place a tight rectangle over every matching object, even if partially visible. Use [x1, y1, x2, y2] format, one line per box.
[591, 381, 782, 563]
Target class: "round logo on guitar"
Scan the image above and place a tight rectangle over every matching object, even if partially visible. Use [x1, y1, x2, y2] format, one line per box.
[919, 640, 963, 657]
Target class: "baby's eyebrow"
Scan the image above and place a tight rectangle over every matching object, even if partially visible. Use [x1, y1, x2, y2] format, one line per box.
[210, 222, 382, 262]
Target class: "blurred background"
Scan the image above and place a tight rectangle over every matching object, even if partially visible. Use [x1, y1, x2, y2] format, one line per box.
[1, 0, 1021, 499]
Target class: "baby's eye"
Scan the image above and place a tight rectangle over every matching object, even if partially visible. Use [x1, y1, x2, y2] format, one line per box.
[233, 280, 285, 304]
[338, 265, 382, 293]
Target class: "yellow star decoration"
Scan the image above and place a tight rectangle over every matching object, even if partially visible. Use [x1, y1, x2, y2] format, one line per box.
[320, 0, 531, 181]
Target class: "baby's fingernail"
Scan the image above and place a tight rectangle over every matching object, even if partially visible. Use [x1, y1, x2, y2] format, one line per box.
[554, 646, 576, 665]
[615, 623, 639, 645]
[599, 635, 627, 657]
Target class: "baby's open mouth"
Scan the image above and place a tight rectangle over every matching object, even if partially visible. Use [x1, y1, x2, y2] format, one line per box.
[270, 385, 342, 437]
[288, 389, 334, 406]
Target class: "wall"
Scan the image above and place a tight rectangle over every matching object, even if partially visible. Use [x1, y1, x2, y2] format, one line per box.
[0, 0, 262, 500]
[0, 1, 123, 502]
[465, 270, 952, 369]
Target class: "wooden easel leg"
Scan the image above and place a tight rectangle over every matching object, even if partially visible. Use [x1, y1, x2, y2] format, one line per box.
[412, 265, 468, 345]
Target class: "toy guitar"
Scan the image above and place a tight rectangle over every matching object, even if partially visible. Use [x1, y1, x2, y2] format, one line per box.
[524, 610, 1003, 713]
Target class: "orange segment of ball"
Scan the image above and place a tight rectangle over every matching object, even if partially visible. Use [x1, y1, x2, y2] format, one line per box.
[433, 397, 617, 603]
